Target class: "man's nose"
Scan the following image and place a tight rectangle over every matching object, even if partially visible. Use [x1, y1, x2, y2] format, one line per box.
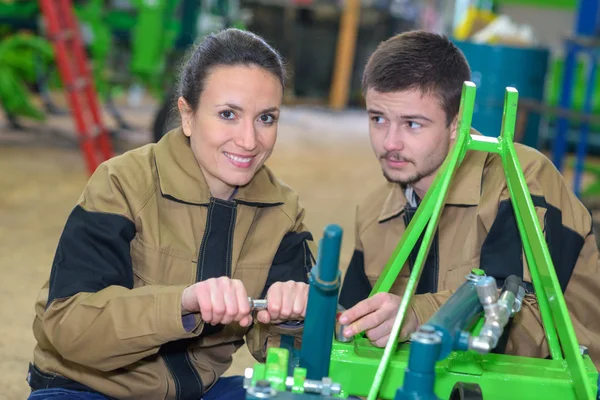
[383, 125, 404, 152]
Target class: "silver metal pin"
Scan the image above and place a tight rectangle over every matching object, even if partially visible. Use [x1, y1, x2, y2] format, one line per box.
[248, 297, 268, 311]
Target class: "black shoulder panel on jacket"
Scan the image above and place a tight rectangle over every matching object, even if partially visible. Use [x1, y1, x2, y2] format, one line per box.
[481, 196, 584, 293]
[339, 250, 372, 309]
[260, 231, 314, 298]
[47, 205, 137, 306]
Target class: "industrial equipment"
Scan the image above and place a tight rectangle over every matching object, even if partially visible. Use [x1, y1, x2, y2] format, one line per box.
[243, 81, 600, 400]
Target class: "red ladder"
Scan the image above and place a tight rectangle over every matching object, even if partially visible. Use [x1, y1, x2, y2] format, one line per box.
[38, 0, 113, 174]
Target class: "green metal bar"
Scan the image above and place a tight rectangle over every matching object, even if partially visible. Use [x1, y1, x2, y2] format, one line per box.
[365, 82, 478, 400]
[467, 134, 502, 153]
[498, 88, 594, 399]
[498, 87, 562, 359]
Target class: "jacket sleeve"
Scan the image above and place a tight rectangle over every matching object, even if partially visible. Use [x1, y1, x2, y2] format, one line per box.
[408, 156, 600, 369]
[246, 205, 316, 362]
[42, 163, 203, 372]
[502, 159, 600, 368]
[339, 207, 373, 309]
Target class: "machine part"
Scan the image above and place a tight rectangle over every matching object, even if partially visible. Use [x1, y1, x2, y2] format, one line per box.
[282, 376, 342, 396]
[299, 224, 343, 381]
[468, 275, 526, 354]
[264, 348, 289, 392]
[249, 298, 268, 311]
[421, 274, 484, 358]
[246, 348, 343, 397]
[448, 383, 484, 400]
[244, 367, 254, 389]
[247, 380, 276, 399]
[325, 83, 598, 399]
[335, 304, 353, 343]
[394, 330, 442, 400]
[580, 345, 589, 356]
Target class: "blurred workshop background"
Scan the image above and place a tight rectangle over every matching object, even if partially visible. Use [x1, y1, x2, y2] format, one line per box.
[0, 0, 597, 398]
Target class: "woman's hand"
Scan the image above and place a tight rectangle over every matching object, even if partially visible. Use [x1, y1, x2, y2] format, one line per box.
[256, 281, 309, 324]
[182, 277, 252, 327]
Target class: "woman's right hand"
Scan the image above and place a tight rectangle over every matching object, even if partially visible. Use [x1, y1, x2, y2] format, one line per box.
[181, 277, 252, 327]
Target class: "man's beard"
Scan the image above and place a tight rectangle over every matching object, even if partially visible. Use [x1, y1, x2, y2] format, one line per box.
[381, 143, 450, 186]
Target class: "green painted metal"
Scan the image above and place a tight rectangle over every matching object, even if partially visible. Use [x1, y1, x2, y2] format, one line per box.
[329, 339, 597, 399]
[265, 347, 290, 392]
[326, 81, 598, 399]
[498, 89, 593, 398]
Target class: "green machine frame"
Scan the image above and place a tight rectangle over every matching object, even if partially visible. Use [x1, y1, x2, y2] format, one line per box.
[247, 81, 599, 400]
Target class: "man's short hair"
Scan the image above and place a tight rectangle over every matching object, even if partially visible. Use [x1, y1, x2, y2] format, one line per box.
[362, 30, 471, 126]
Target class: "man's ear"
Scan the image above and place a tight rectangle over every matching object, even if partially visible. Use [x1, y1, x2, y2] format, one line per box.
[177, 97, 193, 138]
[449, 116, 458, 140]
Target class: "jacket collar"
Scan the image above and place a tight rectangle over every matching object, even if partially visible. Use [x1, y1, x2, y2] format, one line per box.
[378, 133, 489, 222]
[154, 128, 284, 206]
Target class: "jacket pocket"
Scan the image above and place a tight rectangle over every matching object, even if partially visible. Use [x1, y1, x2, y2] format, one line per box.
[131, 236, 197, 286]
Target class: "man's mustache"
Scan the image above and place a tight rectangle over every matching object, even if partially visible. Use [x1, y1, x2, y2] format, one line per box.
[381, 152, 413, 163]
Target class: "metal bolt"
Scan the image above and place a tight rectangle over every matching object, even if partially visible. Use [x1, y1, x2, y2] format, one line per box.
[321, 377, 332, 396]
[243, 368, 253, 389]
[247, 380, 276, 399]
[248, 298, 268, 311]
[580, 345, 589, 356]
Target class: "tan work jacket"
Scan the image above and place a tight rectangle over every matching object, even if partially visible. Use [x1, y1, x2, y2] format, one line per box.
[340, 141, 600, 368]
[29, 128, 315, 399]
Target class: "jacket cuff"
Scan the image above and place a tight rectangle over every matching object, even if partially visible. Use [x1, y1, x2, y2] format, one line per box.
[157, 285, 203, 341]
[410, 293, 440, 326]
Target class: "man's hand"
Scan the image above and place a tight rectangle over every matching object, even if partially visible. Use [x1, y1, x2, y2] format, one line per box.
[181, 277, 252, 327]
[257, 281, 309, 324]
[338, 292, 419, 347]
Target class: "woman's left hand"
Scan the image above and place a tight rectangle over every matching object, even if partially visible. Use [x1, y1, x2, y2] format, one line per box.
[256, 281, 309, 324]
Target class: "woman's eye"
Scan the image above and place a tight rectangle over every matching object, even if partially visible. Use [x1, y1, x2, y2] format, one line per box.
[220, 110, 235, 120]
[259, 114, 275, 124]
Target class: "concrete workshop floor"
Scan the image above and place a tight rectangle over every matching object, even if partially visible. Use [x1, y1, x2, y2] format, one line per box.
[0, 98, 382, 399]
[1, 96, 597, 399]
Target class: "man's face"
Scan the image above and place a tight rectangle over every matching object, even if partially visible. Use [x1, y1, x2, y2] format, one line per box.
[365, 88, 456, 193]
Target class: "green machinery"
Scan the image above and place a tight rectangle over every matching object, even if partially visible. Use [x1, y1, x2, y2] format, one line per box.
[0, 0, 246, 131]
[244, 81, 600, 399]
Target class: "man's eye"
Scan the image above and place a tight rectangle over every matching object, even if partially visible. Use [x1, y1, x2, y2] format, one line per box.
[408, 121, 422, 129]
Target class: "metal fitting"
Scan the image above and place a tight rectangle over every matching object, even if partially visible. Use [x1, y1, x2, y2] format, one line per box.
[475, 276, 498, 306]
[335, 304, 353, 343]
[246, 380, 276, 398]
[248, 298, 268, 311]
[580, 345, 589, 356]
[243, 367, 253, 389]
[412, 329, 442, 345]
[284, 376, 342, 395]
[468, 275, 526, 354]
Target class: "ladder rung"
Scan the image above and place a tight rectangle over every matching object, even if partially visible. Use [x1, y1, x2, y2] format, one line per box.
[67, 78, 89, 91]
[51, 30, 74, 41]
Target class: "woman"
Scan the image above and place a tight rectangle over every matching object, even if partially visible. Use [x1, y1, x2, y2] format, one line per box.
[27, 28, 314, 400]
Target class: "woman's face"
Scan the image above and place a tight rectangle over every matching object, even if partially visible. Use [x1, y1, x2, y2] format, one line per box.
[179, 65, 283, 200]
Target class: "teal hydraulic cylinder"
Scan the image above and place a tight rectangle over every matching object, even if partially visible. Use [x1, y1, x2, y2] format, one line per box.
[299, 224, 343, 381]
[394, 329, 442, 400]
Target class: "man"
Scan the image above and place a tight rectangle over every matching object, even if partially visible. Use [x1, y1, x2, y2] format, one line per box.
[337, 30, 600, 367]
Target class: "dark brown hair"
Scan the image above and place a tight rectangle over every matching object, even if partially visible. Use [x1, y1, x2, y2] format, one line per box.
[362, 30, 471, 125]
[178, 28, 286, 112]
